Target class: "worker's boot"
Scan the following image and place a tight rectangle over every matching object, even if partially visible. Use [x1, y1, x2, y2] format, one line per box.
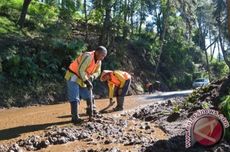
[92, 98, 98, 115]
[113, 97, 124, 111]
[70, 102, 83, 124]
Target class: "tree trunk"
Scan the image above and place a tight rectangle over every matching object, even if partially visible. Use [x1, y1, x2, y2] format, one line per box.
[205, 36, 218, 62]
[227, 0, 230, 39]
[99, 4, 112, 46]
[204, 48, 211, 80]
[202, 33, 211, 81]
[17, 0, 32, 28]
[217, 10, 230, 69]
[130, 13, 134, 36]
[154, 0, 170, 78]
[219, 33, 230, 68]
[123, 0, 128, 39]
[197, 14, 211, 80]
[156, 11, 162, 38]
[84, 0, 88, 41]
[209, 32, 212, 55]
[0, 57, 2, 72]
[138, 0, 144, 35]
[217, 40, 221, 62]
[210, 41, 216, 62]
[139, 14, 143, 35]
[130, 1, 134, 36]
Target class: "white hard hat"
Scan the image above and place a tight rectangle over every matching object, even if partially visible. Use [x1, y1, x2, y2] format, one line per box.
[100, 70, 112, 81]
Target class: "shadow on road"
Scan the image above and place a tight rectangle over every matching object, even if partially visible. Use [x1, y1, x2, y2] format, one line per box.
[0, 121, 70, 141]
[57, 113, 88, 118]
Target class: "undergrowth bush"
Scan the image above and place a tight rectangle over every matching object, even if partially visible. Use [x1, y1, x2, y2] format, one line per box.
[219, 96, 230, 140]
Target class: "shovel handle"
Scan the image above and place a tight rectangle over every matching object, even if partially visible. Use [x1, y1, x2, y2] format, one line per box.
[88, 88, 94, 118]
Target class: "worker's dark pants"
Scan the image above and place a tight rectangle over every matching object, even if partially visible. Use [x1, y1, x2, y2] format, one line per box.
[148, 85, 154, 94]
[121, 79, 131, 96]
[114, 79, 131, 110]
[115, 79, 131, 97]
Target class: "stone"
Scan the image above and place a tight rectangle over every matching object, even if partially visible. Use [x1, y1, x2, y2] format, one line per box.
[167, 112, 180, 122]
[104, 139, 112, 144]
[39, 140, 50, 148]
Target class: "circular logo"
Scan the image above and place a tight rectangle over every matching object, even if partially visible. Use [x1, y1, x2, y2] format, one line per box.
[193, 115, 224, 147]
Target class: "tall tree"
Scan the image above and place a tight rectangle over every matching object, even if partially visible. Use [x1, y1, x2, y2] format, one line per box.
[138, 0, 145, 34]
[98, 0, 114, 46]
[84, 0, 89, 41]
[154, 0, 170, 78]
[130, 0, 135, 36]
[175, 0, 196, 40]
[213, 0, 230, 68]
[123, 0, 128, 38]
[17, 0, 32, 28]
[192, 0, 220, 80]
[227, 0, 230, 39]
[197, 5, 210, 80]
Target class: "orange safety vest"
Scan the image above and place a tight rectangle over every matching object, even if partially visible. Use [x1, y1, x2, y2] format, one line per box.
[109, 71, 131, 87]
[68, 51, 99, 79]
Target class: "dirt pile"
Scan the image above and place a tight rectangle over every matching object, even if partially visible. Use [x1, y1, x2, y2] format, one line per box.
[132, 96, 230, 152]
[0, 112, 165, 152]
[142, 136, 230, 152]
[133, 97, 187, 136]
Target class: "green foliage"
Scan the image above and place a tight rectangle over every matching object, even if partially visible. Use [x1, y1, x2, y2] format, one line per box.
[186, 89, 200, 103]
[28, 1, 59, 28]
[50, 38, 87, 68]
[219, 96, 230, 140]
[0, 0, 21, 20]
[160, 32, 197, 89]
[0, 0, 228, 108]
[0, 17, 19, 34]
[131, 33, 159, 65]
[42, 21, 72, 38]
[58, 0, 82, 23]
[210, 59, 229, 79]
[1, 37, 86, 82]
[172, 104, 181, 113]
[0, 35, 86, 107]
[0, 0, 22, 34]
[88, 9, 104, 25]
[201, 101, 210, 109]
[102, 54, 121, 70]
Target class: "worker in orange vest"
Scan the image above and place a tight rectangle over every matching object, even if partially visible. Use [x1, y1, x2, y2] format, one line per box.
[65, 46, 107, 123]
[100, 70, 131, 111]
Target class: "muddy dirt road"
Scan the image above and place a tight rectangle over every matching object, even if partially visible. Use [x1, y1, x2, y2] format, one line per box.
[0, 90, 192, 152]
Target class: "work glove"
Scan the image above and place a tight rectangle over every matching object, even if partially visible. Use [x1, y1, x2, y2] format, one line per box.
[84, 80, 93, 90]
[89, 75, 95, 82]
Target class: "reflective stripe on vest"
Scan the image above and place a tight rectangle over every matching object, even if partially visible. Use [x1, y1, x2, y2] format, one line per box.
[68, 51, 99, 79]
[120, 71, 131, 80]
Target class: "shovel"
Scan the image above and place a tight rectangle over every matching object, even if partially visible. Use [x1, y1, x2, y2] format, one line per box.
[88, 87, 94, 121]
[99, 99, 115, 113]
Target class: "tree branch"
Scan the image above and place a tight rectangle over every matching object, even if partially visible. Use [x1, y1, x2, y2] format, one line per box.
[205, 37, 218, 50]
